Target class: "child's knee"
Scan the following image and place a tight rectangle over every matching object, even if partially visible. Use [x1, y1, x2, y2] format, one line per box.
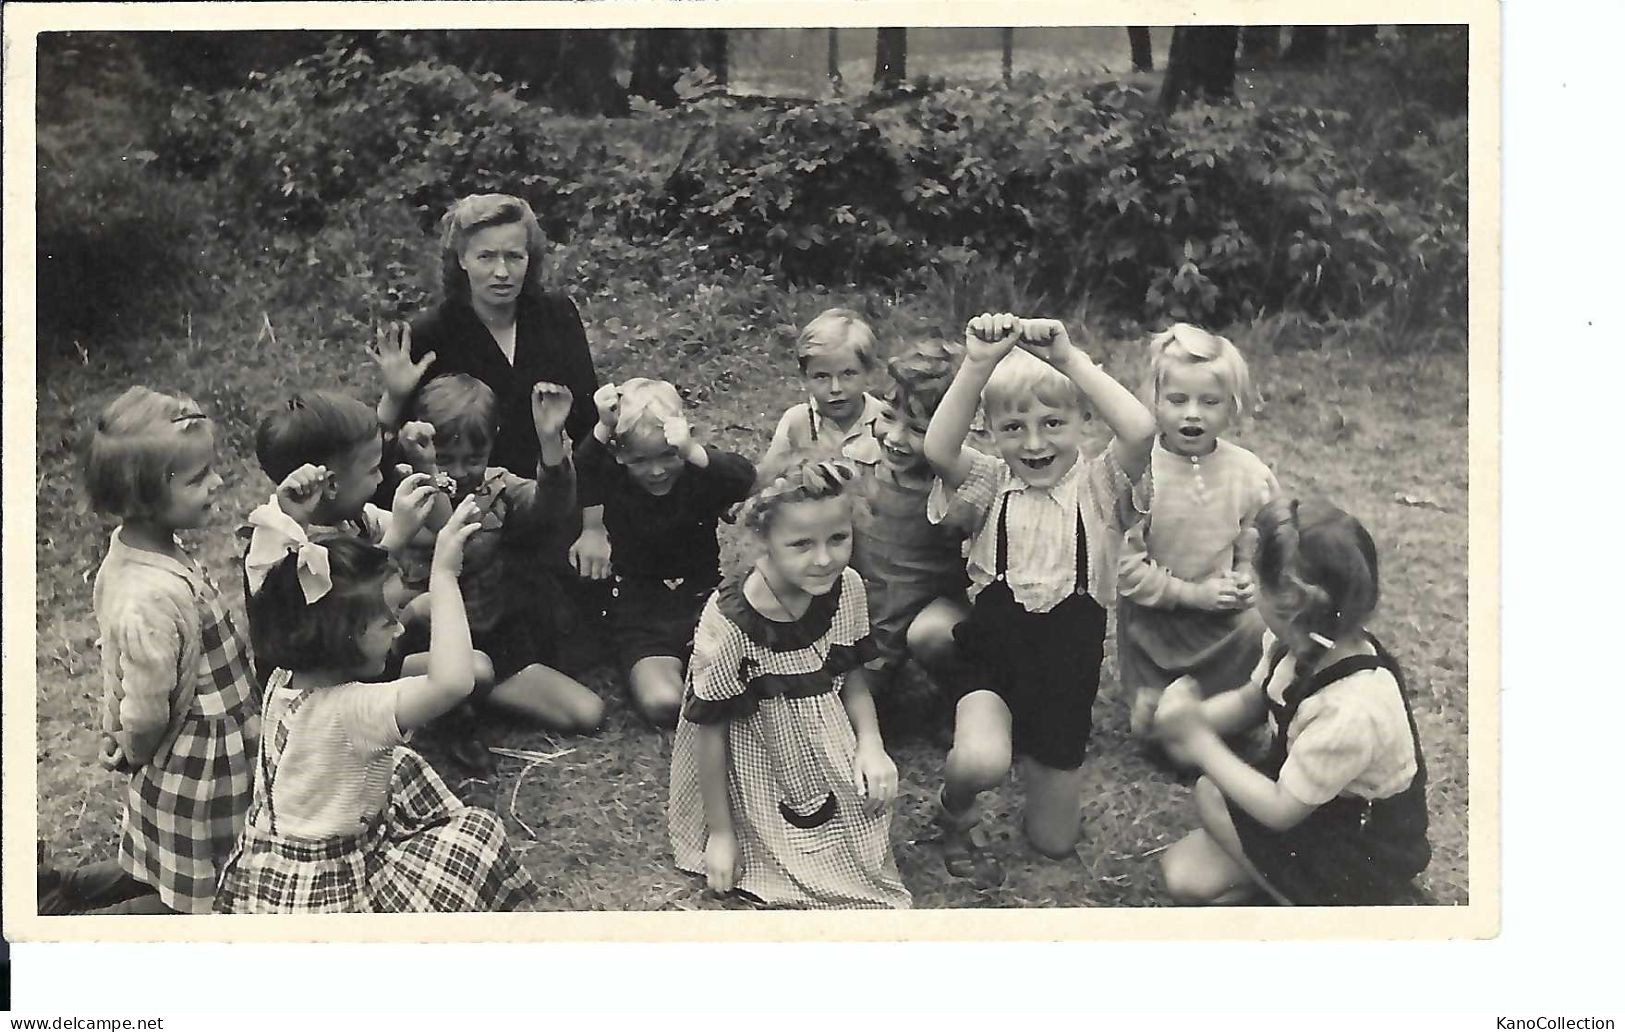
[570, 689, 607, 732]
[1025, 816, 1080, 860]
[1160, 849, 1207, 904]
[631, 665, 684, 728]
[905, 617, 954, 666]
[946, 737, 1011, 790]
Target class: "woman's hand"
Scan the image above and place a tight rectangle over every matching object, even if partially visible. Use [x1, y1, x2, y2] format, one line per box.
[964, 312, 1023, 367]
[531, 382, 574, 438]
[569, 526, 612, 580]
[373, 322, 435, 403]
[275, 463, 331, 524]
[592, 382, 621, 430]
[1153, 675, 1208, 742]
[432, 496, 482, 576]
[704, 828, 741, 895]
[852, 739, 899, 817]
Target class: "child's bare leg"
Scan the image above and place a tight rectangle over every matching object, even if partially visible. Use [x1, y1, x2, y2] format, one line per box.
[486, 664, 605, 734]
[401, 650, 495, 693]
[1175, 774, 1289, 904]
[943, 690, 1013, 811]
[1019, 757, 1088, 859]
[628, 655, 685, 728]
[905, 596, 970, 677]
[1160, 830, 1259, 905]
[1129, 684, 1162, 738]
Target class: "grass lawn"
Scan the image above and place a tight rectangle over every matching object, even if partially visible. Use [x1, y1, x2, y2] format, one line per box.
[33, 265, 1469, 911]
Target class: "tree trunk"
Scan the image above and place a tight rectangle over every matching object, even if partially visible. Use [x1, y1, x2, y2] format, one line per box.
[702, 29, 728, 84]
[1240, 25, 1281, 64]
[630, 28, 701, 107]
[1282, 25, 1329, 65]
[1128, 26, 1154, 72]
[1343, 25, 1379, 50]
[1001, 28, 1014, 83]
[874, 28, 907, 88]
[828, 28, 842, 90]
[547, 30, 629, 115]
[1158, 26, 1239, 111]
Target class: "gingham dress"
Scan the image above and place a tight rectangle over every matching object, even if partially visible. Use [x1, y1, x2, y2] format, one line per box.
[214, 671, 537, 913]
[667, 569, 911, 910]
[99, 543, 261, 914]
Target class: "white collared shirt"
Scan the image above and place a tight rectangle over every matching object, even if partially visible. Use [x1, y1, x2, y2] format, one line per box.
[928, 444, 1142, 613]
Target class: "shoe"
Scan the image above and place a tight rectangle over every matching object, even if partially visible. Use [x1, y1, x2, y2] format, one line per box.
[934, 800, 1004, 888]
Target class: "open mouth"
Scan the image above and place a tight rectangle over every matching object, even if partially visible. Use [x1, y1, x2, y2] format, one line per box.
[1178, 426, 1205, 438]
[881, 442, 914, 463]
[1020, 455, 1057, 471]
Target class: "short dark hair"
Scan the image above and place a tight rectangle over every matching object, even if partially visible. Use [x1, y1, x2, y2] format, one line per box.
[246, 534, 394, 673]
[255, 392, 378, 484]
[411, 374, 498, 451]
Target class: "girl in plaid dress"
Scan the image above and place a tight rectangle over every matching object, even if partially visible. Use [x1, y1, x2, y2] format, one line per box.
[215, 497, 537, 913]
[668, 459, 911, 910]
[43, 388, 261, 915]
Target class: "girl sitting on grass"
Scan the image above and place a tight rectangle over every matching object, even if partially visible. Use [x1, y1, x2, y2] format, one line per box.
[41, 388, 261, 915]
[215, 497, 537, 913]
[667, 459, 910, 910]
[1155, 497, 1432, 906]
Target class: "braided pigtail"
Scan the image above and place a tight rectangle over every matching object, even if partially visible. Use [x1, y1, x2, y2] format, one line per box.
[739, 456, 863, 537]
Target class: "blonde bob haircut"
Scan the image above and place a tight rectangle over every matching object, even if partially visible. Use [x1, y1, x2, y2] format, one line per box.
[85, 386, 214, 520]
[980, 346, 1086, 419]
[795, 308, 880, 372]
[610, 378, 685, 452]
[1142, 323, 1256, 417]
[438, 193, 549, 304]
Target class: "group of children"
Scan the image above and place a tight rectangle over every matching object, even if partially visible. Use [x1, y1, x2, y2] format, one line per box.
[39, 302, 1432, 915]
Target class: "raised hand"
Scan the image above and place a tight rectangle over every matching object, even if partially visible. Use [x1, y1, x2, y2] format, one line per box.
[530, 382, 574, 437]
[662, 414, 694, 454]
[592, 382, 621, 430]
[1017, 318, 1085, 372]
[397, 420, 438, 473]
[432, 495, 483, 576]
[275, 463, 331, 524]
[372, 321, 435, 402]
[964, 312, 1023, 365]
[390, 472, 440, 540]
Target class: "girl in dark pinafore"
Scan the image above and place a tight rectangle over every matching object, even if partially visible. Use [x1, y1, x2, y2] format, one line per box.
[1155, 497, 1431, 906]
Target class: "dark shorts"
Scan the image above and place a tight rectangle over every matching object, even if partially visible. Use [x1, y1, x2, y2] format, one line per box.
[608, 575, 715, 679]
[953, 582, 1108, 770]
[1228, 792, 1432, 906]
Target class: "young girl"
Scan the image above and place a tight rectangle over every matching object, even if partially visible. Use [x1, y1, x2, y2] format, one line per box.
[1118, 325, 1279, 757]
[1155, 498, 1432, 906]
[56, 388, 261, 915]
[574, 378, 756, 727]
[924, 314, 1155, 884]
[215, 498, 538, 912]
[757, 308, 886, 478]
[667, 460, 910, 910]
[842, 339, 973, 697]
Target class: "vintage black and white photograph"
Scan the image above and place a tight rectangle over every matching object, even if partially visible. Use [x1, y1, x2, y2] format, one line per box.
[7, 2, 1492, 935]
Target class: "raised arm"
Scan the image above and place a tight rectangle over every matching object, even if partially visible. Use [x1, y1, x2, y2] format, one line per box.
[925, 312, 1021, 490]
[393, 497, 482, 731]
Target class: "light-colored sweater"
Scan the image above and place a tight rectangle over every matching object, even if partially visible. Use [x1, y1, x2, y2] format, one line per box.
[1118, 438, 1278, 609]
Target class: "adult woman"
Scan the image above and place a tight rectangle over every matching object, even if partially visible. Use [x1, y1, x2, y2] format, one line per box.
[376, 194, 607, 770]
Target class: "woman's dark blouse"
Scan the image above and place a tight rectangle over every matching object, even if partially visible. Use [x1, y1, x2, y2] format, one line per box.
[407, 292, 600, 472]
[576, 434, 756, 582]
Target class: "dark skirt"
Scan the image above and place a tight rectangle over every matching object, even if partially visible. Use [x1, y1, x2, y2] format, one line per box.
[608, 574, 716, 677]
[1117, 599, 1264, 697]
[1228, 793, 1432, 906]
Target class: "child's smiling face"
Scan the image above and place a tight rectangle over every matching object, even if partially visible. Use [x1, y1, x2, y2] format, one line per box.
[160, 434, 223, 530]
[434, 435, 492, 499]
[615, 433, 686, 496]
[803, 346, 871, 429]
[762, 495, 854, 598]
[986, 396, 1086, 490]
[871, 398, 931, 478]
[1155, 362, 1233, 457]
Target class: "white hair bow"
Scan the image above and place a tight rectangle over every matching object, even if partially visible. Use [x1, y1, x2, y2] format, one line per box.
[244, 500, 333, 603]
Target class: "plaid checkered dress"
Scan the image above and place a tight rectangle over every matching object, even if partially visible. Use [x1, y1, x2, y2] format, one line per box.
[113, 558, 260, 914]
[668, 569, 911, 910]
[215, 674, 537, 913]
